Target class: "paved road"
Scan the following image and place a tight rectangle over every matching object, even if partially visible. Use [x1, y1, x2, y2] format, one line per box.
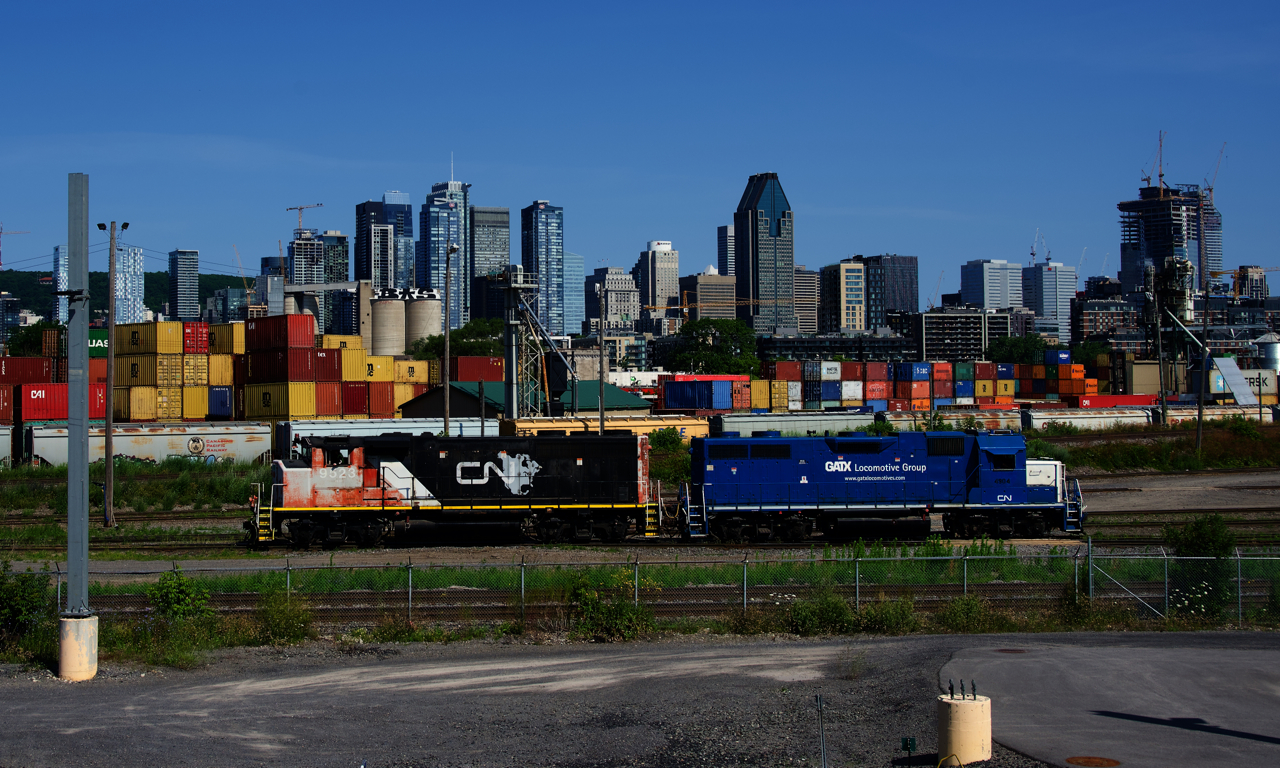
[1079, 468, 1280, 513]
[942, 641, 1280, 768]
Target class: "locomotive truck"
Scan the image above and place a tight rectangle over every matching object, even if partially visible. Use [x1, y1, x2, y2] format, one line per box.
[678, 430, 1084, 541]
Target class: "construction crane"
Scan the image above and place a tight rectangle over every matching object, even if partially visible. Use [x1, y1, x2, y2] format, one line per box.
[927, 271, 944, 309]
[1077, 247, 1088, 272]
[0, 224, 31, 271]
[1205, 142, 1226, 204]
[231, 245, 253, 297]
[1210, 266, 1280, 298]
[287, 203, 324, 230]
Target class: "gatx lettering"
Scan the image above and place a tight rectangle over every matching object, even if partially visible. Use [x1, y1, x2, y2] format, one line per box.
[824, 461, 926, 473]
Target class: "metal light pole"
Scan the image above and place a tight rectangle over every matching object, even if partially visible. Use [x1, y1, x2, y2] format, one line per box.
[596, 283, 606, 434]
[96, 221, 126, 526]
[1196, 292, 1209, 455]
[443, 241, 458, 437]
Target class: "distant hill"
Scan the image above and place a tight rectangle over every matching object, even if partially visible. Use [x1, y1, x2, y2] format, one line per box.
[0, 270, 245, 320]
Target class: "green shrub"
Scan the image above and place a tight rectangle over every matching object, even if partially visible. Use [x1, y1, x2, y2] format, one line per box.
[1025, 439, 1069, 463]
[858, 598, 920, 634]
[859, 422, 897, 436]
[371, 616, 421, 643]
[254, 592, 314, 645]
[724, 607, 787, 635]
[568, 578, 654, 642]
[0, 561, 52, 644]
[147, 567, 214, 621]
[933, 595, 1006, 633]
[789, 591, 856, 636]
[1224, 415, 1263, 441]
[1163, 513, 1236, 558]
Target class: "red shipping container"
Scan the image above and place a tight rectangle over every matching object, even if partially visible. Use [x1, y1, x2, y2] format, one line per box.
[931, 362, 953, 380]
[183, 322, 210, 354]
[89, 358, 109, 384]
[0, 386, 11, 423]
[233, 354, 247, 387]
[911, 381, 930, 399]
[0, 358, 53, 385]
[1046, 379, 1059, 394]
[16, 383, 107, 421]
[342, 382, 368, 415]
[247, 349, 316, 384]
[763, 361, 803, 381]
[865, 362, 889, 381]
[1064, 394, 1159, 408]
[864, 380, 890, 400]
[974, 362, 997, 380]
[668, 374, 750, 382]
[314, 382, 343, 416]
[413, 383, 429, 397]
[245, 315, 316, 350]
[368, 381, 395, 416]
[886, 399, 910, 412]
[840, 362, 864, 381]
[976, 396, 995, 405]
[450, 356, 503, 382]
[314, 349, 343, 382]
[934, 380, 954, 398]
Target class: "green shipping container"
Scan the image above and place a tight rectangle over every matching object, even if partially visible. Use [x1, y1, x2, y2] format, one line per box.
[88, 329, 108, 358]
[1045, 364, 1059, 379]
[955, 362, 975, 380]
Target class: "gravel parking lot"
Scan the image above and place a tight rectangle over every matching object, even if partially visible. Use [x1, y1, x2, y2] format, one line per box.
[3, 631, 1273, 768]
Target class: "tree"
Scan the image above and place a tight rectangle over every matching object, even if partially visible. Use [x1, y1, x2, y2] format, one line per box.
[985, 335, 1047, 365]
[5, 321, 58, 357]
[667, 318, 760, 376]
[1071, 340, 1111, 368]
[409, 317, 503, 360]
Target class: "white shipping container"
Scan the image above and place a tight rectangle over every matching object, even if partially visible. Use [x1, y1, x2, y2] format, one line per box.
[841, 380, 863, 400]
[787, 381, 803, 400]
[953, 397, 975, 405]
[0, 425, 11, 466]
[788, 399, 803, 411]
[278, 417, 501, 460]
[1239, 369, 1279, 396]
[26, 423, 273, 467]
[820, 362, 842, 381]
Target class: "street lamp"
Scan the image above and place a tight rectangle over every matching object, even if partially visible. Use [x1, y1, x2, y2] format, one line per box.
[95, 220, 127, 527]
[443, 240, 459, 437]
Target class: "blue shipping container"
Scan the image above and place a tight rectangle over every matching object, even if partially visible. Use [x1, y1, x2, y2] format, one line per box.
[1032, 379, 1047, 394]
[895, 362, 931, 381]
[208, 386, 233, 417]
[866, 399, 889, 412]
[996, 363, 1016, 380]
[802, 361, 823, 381]
[955, 380, 975, 397]
[711, 380, 732, 410]
[933, 398, 955, 406]
[664, 380, 733, 410]
[1045, 350, 1072, 365]
[820, 381, 841, 400]
[803, 381, 823, 401]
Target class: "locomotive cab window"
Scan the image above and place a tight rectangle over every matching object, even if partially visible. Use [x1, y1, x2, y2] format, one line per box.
[927, 437, 965, 456]
[983, 450, 1018, 470]
[708, 444, 749, 460]
[751, 444, 791, 460]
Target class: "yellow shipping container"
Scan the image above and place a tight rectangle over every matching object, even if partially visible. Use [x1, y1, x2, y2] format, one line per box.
[209, 323, 246, 355]
[114, 354, 183, 387]
[342, 414, 369, 420]
[207, 354, 234, 386]
[320, 334, 363, 350]
[975, 380, 995, 398]
[183, 355, 209, 386]
[394, 359, 431, 383]
[341, 348, 368, 381]
[770, 381, 789, 408]
[996, 380, 1015, 397]
[182, 386, 209, 420]
[393, 383, 416, 416]
[245, 382, 317, 419]
[427, 359, 441, 385]
[749, 380, 771, 410]
[113, 386, 157, 422]
[1262, 394, 1279, 405]
[840, 400, 864, 407]
[364, 355, 393, 382]
[156, 387, 183, 421]
[117, 321, 184, 354]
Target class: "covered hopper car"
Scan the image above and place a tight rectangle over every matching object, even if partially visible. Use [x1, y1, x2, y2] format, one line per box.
[249, 432, 654, 548]
[678, 430, 1083, 541]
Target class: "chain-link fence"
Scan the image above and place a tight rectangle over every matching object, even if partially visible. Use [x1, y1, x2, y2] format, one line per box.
[28, 550, 1280, 631]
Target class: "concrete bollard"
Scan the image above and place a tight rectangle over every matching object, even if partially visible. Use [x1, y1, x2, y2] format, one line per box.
[936, 694, 991, 765]
[59, 616, 99, 682]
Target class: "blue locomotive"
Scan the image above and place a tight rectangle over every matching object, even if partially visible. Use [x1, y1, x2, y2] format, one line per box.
[678, 430, 1084, 541]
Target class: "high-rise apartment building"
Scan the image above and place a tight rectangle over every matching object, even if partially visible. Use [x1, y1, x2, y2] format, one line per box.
[210, 287, 247, 323]
[716, 225, 735, 277]
[818, 259, 866, 333]
[470, 206, 510, 279]
[356, 191, 413, 283]
[678, 269, 736, 322]
[521, 200, 567, 335]
[563, 251, 583, 336]
[53, 245, 69, 323]
[583, 267, 640, 334]
[733, 173, 796, 333]
[793, 265, 819, 334]
[321, 231, 349, 284]
[167, 249, 200, 320]
[959, 259, 1022, 309]
[1238, 266, 1270, 299]
[632, 241, 680, 322]
[418, 182, 471, 329]
[288, 229, 327, 327]
[849, 254, 919, 328]
[1022, 260, 1077, 344]
[1117, 183, 1221, 293]
[369, 225, 396, 292]
[115, 245, 146, 324]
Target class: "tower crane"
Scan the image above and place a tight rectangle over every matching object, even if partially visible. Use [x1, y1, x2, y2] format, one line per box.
[644, 293, 786, 321]
[232, 245, 253, 298]
[0, 224, 31, 271]
[928, 271, 944, 309]
[1205, 142, 1226, 204]
[287, 203, 324, 230]
[1210, 266, 1280, 299]
[1077, 247, 1087, 272]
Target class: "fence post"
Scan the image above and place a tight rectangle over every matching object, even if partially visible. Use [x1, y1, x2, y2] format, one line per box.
[855, 558, 860, 610]
[520, 556, 526, 625]
[407, 558, 413, 625]
[1161, 547, 1168, 618]
[633, 560, 640, 607]
[742, 555, 748, 613]
[1087, 536, 1093, 599]
[1237, 548, 1243, 627]
[286, 557, 292, 597]
[1073, 551, 1078, 597]
[963, 555, 968, 596]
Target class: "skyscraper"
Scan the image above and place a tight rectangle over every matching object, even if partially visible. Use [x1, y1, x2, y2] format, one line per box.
[288, 229, 327, 326]
[793, 265, 819, 334]
[167, 249, 200, 321]
[733, 173, 796, 333]
[851, 254, 919, 328]
[1117, 184, 1211, 293]
[818, 259, 865, 333]
[321, 230, 349, 284]
[632, 241, 680, 325]
[470, 206, 510, 278]
[563, 251, 583, 337]
[716, 225, 735, 277]
[1022, 260, 1077, 344]
[115, 245, 146, 324]
[584, 267, 640, 334]
[355, 191, 413, 283]
[418, 184, 469, 329]
[521, 201, 566, 335]
[959, 259, 1022, 309]
[369, 224, 396, 291]
[53, 245, 68, 323]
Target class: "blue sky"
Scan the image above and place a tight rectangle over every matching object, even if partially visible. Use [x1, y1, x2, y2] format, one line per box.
[2, 2, 1276, 308]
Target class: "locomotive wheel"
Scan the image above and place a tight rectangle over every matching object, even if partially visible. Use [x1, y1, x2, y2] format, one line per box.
[289, 521, 314, 550]
[716, 522, 745, 543]
[538, 519, 565, 543]
[780, 518, 807, 543]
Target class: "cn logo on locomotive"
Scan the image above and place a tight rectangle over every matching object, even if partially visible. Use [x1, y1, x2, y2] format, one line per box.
[456, 453, 542, 495]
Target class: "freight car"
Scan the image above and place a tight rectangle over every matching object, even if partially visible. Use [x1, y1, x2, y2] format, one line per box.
[877, 409, 1022, 432]
[678, 430, 1083, 541]
[249, 432, 653, 548]
[710, 411, 875, 436]
[23, 422, 272, 466]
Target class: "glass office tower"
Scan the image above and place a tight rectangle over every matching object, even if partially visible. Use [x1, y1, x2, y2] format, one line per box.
[521, 200, 566, 335]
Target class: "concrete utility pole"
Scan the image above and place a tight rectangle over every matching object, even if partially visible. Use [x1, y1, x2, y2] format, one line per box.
[596, 283, 606, 435]
[1196, 293, 1209, 454]
[61, 172, 96, 682]
[96, 221, 126, 526]
[443, 242, 458, 437]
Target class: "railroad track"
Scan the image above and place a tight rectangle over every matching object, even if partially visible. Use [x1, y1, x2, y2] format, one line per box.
[0, 470, 263, 488]
[1072, 466, 1280, 482]
[0, 511, 248, 528]
[2, 535, 246, 554]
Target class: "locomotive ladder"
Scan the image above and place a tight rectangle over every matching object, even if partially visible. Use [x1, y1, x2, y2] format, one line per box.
[253, 483, 277, 543]
[644, 503, 659, 536]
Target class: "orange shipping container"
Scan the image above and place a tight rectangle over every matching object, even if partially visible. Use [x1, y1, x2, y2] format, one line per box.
[1085, 378, 1099, 394]
[368, 381, 395, 415]
[1032, 365, 1047, 379]
[1059, 364, 1086, 380]
[315, 381, 343, 416]
[910, 398, 931, 411]
[89, 358, 109, 384]
[864, 381, 890, 400]
[994, 395, 1015, 404]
